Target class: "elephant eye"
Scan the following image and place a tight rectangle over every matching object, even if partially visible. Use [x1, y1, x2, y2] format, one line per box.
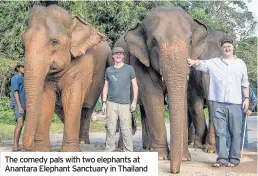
[51, 39, 59, 48]
[152, 38, 157, 46]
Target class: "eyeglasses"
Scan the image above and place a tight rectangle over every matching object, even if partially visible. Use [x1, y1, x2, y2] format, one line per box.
[113, 52, 124, 56]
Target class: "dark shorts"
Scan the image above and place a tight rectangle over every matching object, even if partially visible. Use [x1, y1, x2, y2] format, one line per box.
[14, 105, 26, 121]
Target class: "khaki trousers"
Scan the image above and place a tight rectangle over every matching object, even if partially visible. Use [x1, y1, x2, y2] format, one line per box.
[105, 101, 133, 152]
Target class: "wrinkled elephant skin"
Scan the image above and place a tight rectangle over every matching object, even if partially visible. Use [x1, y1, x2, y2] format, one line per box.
[112, 7, 207, 173]
[22, 5, 111, 152]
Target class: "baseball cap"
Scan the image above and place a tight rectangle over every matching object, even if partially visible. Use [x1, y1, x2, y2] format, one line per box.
[221, 39, 233, 46]
[14, 62, 24, 72]
[112, 47, 124, 54]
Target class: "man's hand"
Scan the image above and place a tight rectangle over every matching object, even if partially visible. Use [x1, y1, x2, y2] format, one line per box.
[187, 58, 199, 67]
[246, 110, 252, 116]
[130, 101, 137, 112]
[243, 99, 250, 113]
[102, 103, 107, 114]
[18, 106, 24, 114]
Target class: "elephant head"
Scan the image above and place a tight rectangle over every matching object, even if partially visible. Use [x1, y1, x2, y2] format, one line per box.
[195, 30, 230, 96]
[124, 7, 207, 173]
[22, 5, 107, 150]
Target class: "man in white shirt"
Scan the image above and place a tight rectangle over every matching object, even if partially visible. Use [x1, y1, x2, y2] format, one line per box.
[187, 39, 249, 167]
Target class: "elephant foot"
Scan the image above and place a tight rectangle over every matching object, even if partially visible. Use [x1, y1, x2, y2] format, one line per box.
[193, 139, 203, 149]
[34, 146, 51, 152]
[203, 144, 216, 153]
[22, 136, 34, 151]
[79, 139, 90, 144]
[188, 142, 194, 146]
[182, 149, 191, 161]
[170, 169, 180, 174]
[34, 141, 51, 152]
[155, 149, 169, 160]
[151, 147, 169, 160]
[60, 144, 80, 152]
[158, 152, 169, 160]
[117, 139, 123, 150]
[142, 141, 151, 150]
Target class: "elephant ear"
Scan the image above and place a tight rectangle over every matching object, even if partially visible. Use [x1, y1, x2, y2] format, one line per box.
[190, 19, 208, 60]
[125, 23, 150, 67]
[70, 16, 108, 57]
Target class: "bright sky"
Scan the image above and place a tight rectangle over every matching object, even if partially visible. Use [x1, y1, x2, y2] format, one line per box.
[246, 0, 258, 36]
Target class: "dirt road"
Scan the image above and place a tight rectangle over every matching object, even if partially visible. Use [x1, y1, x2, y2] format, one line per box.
[0, 116, 257, 175]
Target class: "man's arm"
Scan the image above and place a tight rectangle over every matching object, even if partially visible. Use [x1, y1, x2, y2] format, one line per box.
[130, 78, 138, 112]
[131, 78, 138, 103]
[102, 80, 109, 113]
[14, 91, 22, 107]
[14, 91, 24, 114]
[187, 58, 210, 72]
[242, 62, 250, 113]
[102, 80, 109, 102]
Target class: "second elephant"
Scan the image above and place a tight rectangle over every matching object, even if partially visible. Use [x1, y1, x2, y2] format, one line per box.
[111, 7, 207, 174]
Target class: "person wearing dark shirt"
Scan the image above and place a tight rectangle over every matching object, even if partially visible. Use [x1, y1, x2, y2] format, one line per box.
[102, 47, 138, 152]
[10, 62, 26, 152]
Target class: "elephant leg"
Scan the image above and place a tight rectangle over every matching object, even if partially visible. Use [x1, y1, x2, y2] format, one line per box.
[142, 87, 168, 160]
[79, 106, 95, 144]
[141, 105, 151, 150]
[190, 96, 207, 148]
[117, 119, 123, 150]
[60, 84, 85, 152]
[187, 109, 195, 145]
[202, 73, 216, 153]
[204, 100, 216, 153]
[34, 87, 56, 152]
[182, 92, 191, 161]
[118, 129, 123, 150]
[55, 105, 64, 123]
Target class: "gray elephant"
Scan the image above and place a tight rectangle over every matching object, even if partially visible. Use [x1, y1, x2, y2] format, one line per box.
[110, 7, 207, 174]
[22, 5, 111, 152]
[187, 30, 230, 153]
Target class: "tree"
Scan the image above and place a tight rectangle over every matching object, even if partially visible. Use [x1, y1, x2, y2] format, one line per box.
[235, 37, 257, 94]
[189, 0, 257, 40]
[0, 1, 257, 97]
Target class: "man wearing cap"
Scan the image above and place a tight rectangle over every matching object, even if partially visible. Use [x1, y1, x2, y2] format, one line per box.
[10, 62, 26, 152]
[102, 47, 138, 152]
[187, 39, 249, 167]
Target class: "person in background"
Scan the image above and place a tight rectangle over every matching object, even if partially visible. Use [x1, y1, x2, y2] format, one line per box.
[10, 62, 26, 152]
[226, 87, 257, 149]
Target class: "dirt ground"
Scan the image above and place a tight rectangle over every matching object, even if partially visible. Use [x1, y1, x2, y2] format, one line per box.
[0, 116, 257, 176]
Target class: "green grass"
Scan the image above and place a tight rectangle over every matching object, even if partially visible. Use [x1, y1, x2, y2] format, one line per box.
[204, 108, 209, 120]
[252, 112, 257, 116]
[0, 123, 15, 142]
[0, 120, 109, 142]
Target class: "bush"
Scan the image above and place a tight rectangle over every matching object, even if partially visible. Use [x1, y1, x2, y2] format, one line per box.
[0, 58, 18, 99]
[0, 96, 62, 125]
[0, 97, 14, 124]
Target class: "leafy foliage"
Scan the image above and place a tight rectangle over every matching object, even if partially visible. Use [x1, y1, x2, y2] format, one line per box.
[235, 37, 257, 94]
[0, 1, 257, 120]
[0, 58, 18, 99]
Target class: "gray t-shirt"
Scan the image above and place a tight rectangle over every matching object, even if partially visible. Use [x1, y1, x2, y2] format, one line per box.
[104, 64, 136, 104]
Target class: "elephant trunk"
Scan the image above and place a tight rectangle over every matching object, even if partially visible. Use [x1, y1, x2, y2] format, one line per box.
[22, 56, 49, 151]
[160, 40, 188, 174]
